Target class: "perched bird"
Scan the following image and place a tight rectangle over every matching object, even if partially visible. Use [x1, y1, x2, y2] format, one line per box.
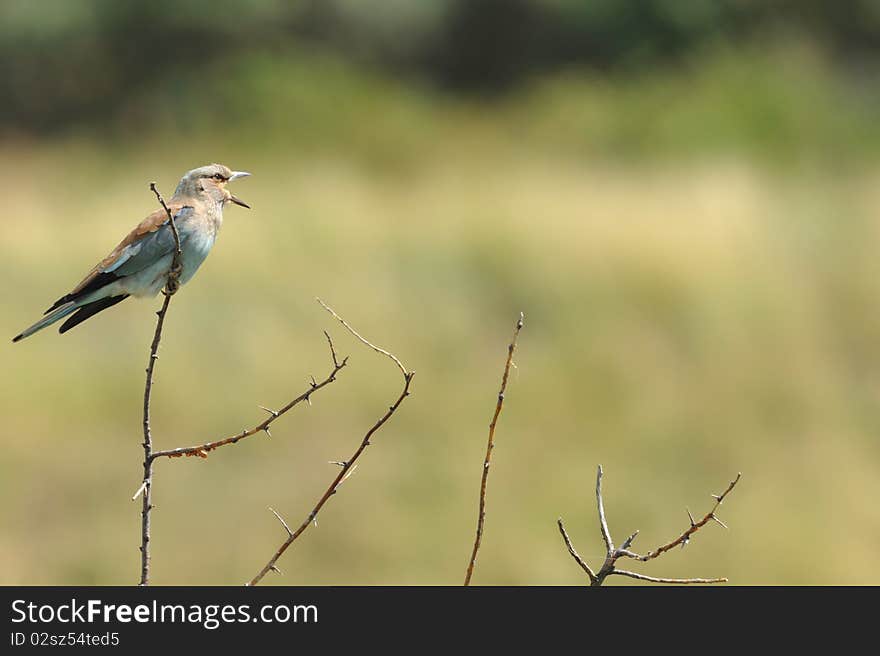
[13, 163, 251, 342]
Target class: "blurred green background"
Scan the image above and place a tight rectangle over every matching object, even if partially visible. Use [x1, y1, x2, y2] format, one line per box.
[2, 0, 880, 585]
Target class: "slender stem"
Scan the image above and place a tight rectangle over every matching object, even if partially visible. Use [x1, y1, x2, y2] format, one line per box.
[611, 570, 727, 585]
[151, 350, 346, 460]
[248, 372, 414, 585]
[316, 297, 408, 376]
[631, 473, 742, 562]
[248, 301, 413, 586]
[139, 294, 171, 585]
[138, 183, 182, 586]
[557, 518, 597, 584]
[596, 464, 613, 554]
[464, 313, 524, 586]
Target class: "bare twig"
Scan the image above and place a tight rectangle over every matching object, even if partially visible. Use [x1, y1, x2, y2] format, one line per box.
[464, 312, 524, 586]
[248, 302, 414, 586]
[316, 297, 408, 376]
[626, 473, 742, 562]
[611, 570, 727, 585]
[557, 518, 597, 584]
[596, 465, 613, 554]
[558, 467, 741, 586]
[149, 182, 183, 290]
[150, 338, 346, 460]
[138, 182, 183, 586]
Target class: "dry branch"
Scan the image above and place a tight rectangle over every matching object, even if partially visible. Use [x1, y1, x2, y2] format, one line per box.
[135, 184, 349, 585]
[627, 473, 742, 562]
[150, 335, 346, 460]
[464, 312, 524, 586]
[558, 466, 741, 586]
[611, 570, 727, 585]
[316, 297, 408, 376]
[135, 329, 345, 584]
[138, 182, 183, 586]
[247, 300, 414, 586]
[557, 518, 597, 584]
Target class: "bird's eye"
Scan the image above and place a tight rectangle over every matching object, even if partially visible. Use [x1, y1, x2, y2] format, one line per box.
[213, 173, 225, 181]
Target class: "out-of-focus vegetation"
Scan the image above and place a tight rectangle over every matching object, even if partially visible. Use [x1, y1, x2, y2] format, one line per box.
[2, 1, 880, 585]
[5, 0, 880, 135]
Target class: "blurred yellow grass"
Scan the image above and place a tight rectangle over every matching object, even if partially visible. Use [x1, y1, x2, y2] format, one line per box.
[2, 85, 880, 583]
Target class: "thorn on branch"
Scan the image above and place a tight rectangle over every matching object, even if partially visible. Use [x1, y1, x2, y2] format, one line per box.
[710, 514, 729, 530]
[338, 463, 358, 487]
[269, 506, 294, 537]
[259, 405, 279, 418]
[131, 480, 148, 501]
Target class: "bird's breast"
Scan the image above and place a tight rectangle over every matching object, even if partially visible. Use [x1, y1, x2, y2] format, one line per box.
[177, 221, 217, 286]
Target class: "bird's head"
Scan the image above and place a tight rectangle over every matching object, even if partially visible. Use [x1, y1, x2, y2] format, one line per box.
[174, 163, 251, 208]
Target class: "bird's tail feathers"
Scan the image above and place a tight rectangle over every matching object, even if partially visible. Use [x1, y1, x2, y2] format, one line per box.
[12, 302, 79, 342]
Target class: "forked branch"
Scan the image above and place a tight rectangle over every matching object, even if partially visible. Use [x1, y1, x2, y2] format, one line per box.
[558, 466, 741, 586]
[136, 181, 349, 584]
[151, 333, 347, 460]
[248, 300, 414, 585]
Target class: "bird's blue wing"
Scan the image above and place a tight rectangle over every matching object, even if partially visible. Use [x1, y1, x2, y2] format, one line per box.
[108, 206, 193, 277]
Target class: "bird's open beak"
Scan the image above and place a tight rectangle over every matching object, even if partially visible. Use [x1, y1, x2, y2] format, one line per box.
[228, 171, 251, 208]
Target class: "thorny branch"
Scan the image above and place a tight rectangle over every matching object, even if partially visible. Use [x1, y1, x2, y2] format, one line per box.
[150, 333, 347, 460]
[558, 466, 741, 586]
[464, 312, 524, 586]
[135, 328, 345, 584]
[136, 184, 348, 584]
[247, 300, 415, 586]
[629, 473, 741, 562]
[138, 182, 183, 586]
[316, 297, 408, 376]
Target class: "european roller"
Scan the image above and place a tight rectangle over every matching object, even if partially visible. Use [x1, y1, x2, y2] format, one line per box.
[13, 164, 250, 342]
